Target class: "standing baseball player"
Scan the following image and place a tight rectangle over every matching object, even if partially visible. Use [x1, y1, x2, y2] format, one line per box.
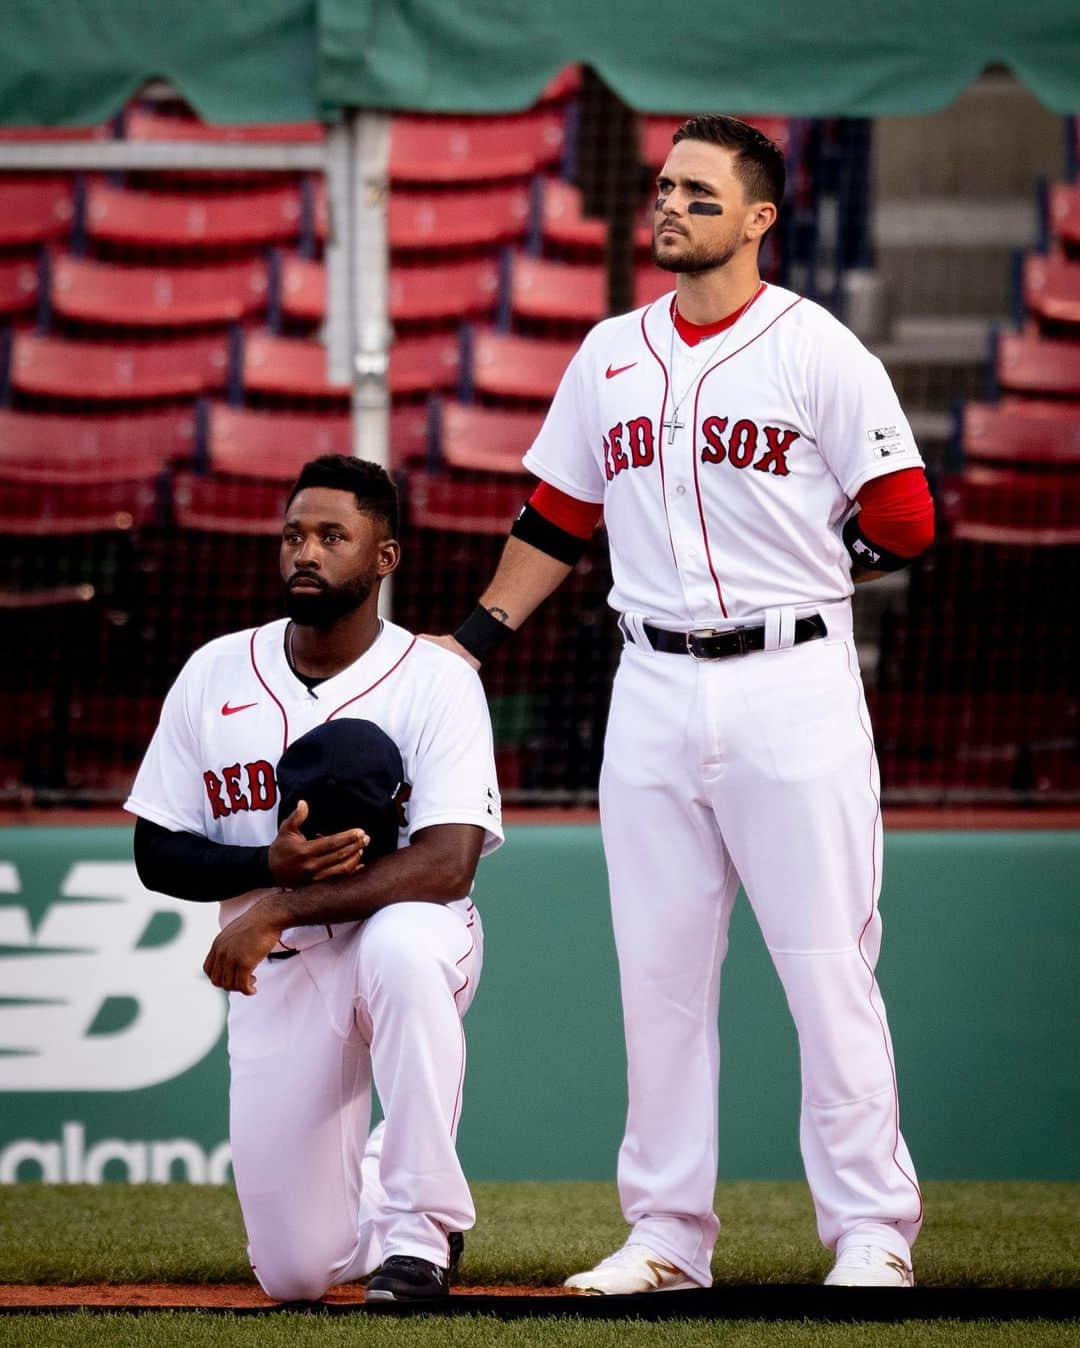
[126, 454, 502, 1303]
[435, 116, 933, 1290]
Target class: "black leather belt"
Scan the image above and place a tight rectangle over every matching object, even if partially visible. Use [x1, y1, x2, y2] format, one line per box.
[626, 613, 827, 660]
[266, 948, 299, 962]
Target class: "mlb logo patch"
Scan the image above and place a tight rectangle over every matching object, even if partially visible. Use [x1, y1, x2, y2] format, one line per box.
[867, 424, 906, 459]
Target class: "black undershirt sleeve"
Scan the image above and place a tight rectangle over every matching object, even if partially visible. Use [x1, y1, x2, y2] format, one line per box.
[133, 817, 274, 902]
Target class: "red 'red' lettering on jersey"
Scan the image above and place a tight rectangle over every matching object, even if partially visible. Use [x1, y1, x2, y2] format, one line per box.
[626, 416, 655, 469]
[608, 422, 629, 475]
[699, 417, 800, 478]
[204, 761, 278, 819]
[246, 760, 277, 811]
[204, 770, 229, 821]
[222, 763, 250, 813]
[604, 417, 660, 480]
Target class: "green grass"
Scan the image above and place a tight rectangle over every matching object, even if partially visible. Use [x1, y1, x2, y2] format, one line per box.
[0, 1316, 1078, 1348]
[1, 1180, 1077, 1289]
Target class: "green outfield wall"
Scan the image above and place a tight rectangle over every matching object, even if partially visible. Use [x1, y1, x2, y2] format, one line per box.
[0, 826, 1076, 1183]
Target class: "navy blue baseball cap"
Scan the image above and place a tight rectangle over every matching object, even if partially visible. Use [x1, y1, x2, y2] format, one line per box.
[276, 719, 405, 864]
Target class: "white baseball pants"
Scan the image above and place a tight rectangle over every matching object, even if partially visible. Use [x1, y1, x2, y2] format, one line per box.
[599, 603, 922, 1286]
[226, 900, 482, 1302]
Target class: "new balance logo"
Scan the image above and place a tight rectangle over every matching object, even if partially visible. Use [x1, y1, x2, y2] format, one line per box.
[0, 863, 226, 1091]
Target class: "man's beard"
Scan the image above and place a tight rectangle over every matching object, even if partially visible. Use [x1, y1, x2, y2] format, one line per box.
[283, 569, 378, 627]
[652, 235, 739, 274]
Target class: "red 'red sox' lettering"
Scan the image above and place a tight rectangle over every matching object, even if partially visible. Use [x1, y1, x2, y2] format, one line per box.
[603, 415, 799, 479]
[203, 760, 278, 818]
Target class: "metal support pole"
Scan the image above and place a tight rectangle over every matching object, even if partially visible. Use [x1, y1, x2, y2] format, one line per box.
[348, 110, 393, 613]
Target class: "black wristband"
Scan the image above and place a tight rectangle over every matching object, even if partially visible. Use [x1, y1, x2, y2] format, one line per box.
[510, 503, 590, 566]
[454, 605, 515, 661]
[842, 515, 912, 573]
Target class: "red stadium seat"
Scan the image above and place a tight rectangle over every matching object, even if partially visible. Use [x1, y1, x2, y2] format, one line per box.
[0, 177, 75, 248]
[961, 402, 1080, 469]
[1023, 253, 1080, 329]
[0, 126, 106, 142]
[0, 255, 39, 315]
[206, 403, 427, 477]
[390, 259, 500, 324]
[124, 107, 325, 144]
[470, 330, 576, 402]
[940, 466, 1080, 544]
[639, 116, 792, 172]
[242, 334, 349, 402]
[389, 185, 530, 251]
[0, 408, 196, 481]
[207, 403, 352, 479]
[282, 256, 499, 325]
[405, 469, 525, 534]
[389, 333, 461, 396]
[540, 179, 652, 258]
[86, 181, 304, 250]
[50, 254, 268, 328]
[0, 475, 160, 534]
[1048, 183, 1080, 252]
[390, 112, 565, 184]
[510, 255, 605, 326]
[243, 332, 460, 401]
[10, 333, 231, 401]
[997, 331, 1080, 398]
[172, 469, 289, 535]
[438, 400, 543, 473]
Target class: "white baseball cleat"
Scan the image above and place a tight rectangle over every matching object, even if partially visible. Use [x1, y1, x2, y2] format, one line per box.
[563, 1243, 698, 1295]
[825, 1244, 914, 1287]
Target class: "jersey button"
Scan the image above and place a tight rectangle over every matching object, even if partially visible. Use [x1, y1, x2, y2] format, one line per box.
[675, 484, 687, 496]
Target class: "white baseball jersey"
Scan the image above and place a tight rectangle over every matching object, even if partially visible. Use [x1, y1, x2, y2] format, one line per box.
[523, 283, 923, 626]
[126, 617, 503, 945]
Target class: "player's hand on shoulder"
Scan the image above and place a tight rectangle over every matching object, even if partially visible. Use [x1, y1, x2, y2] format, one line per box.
[419, 633, 481, 671]
[203, 890, 287, 996]
[268, 799, 368, 888]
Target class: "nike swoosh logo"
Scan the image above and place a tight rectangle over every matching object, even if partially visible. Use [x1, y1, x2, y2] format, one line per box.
[606, 362, 637, 379]
[221, 701, 258, 716]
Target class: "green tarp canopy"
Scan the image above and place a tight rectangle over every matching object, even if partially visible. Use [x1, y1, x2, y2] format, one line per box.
[1, 0, 1077, 126]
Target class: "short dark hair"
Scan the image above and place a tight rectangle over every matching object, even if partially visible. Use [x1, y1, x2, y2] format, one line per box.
[286, 454, 399, 536]
[672, 115, 786, 208]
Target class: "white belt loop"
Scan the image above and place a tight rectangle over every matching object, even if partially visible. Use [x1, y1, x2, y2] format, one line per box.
[764, 606, 797, 651]
[620, 612, 651, 649]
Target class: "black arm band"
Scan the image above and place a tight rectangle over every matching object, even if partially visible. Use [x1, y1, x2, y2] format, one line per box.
[842, 515, 913, 574]
[133, 817, 273, 902]
[510, 503, 590, 566]
[454, 604, 515, 661]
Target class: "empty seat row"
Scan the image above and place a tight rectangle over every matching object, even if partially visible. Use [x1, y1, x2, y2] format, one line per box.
[1, 326, 583, 404]
[0, 462, 525, 537]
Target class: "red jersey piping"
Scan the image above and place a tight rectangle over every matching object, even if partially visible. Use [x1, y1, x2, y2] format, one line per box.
[325, 636, 419, 720]
[639, 301, 680, 569]
[249, 628, 290, 755]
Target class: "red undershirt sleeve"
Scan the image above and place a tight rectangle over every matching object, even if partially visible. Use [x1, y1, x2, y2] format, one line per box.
[530, 482, 604, 539]
[854, 468, 935, 557]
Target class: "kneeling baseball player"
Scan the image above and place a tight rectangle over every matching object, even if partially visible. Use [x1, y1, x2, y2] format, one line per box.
[126, 455, 502, 1302]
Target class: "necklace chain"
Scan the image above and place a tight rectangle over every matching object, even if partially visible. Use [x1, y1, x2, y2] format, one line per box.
[664, 286, 764, 440]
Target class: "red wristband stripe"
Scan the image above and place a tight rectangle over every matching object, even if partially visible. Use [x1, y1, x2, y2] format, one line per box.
[530, 482, 603, 539]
